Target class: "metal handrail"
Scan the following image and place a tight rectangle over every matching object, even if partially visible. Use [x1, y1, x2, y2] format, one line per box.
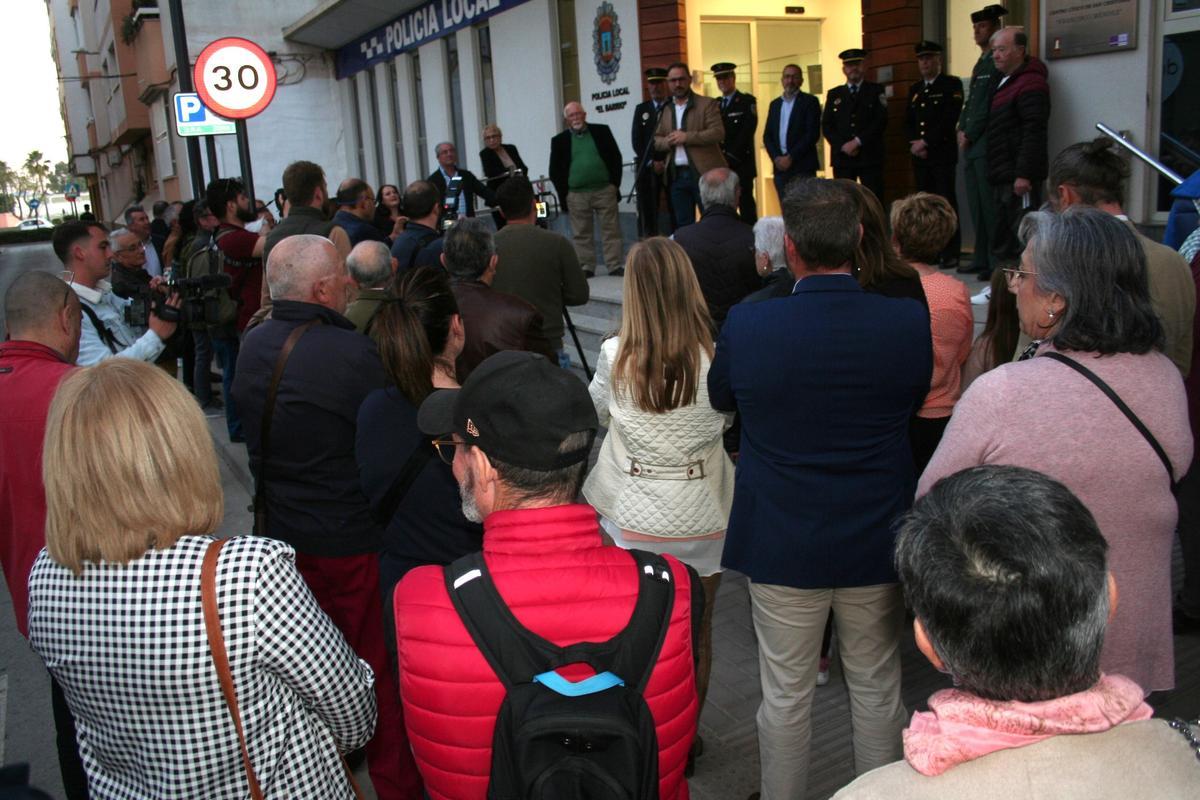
[1096, 123, 1184, 186]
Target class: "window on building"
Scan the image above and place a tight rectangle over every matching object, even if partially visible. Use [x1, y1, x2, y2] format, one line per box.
[414, 52, 429, 175]
[557, 0, 581, 105]
[349, 77, 367, 179]
[107, 44, 118, 97]
[366, 67, 385, 184]
[151, 98, 175, 179]
[446, 36, 467, 155]
[478, 24, 496, 126]
[388, 59, 407, 187]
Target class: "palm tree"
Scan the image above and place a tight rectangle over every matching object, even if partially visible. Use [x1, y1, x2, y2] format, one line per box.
[23, 150, 51, 220]
[0, 160, 13, 215]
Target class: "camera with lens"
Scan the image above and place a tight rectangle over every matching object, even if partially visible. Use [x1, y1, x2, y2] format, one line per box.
[169, 273, 234, 327]
[439, 175, 464, 232]
[124, 284, 179, 328]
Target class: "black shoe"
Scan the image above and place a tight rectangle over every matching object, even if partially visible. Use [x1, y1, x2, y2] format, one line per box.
[956, 263, 980, 274]
[609, 267, 625, 277]
[941, 257, 959, 271]
[1174, 606, 1200, 635]
[583, 270, 596, 279]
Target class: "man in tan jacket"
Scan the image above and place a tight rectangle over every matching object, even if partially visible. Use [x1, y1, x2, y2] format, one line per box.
[655, 62, 726, 228]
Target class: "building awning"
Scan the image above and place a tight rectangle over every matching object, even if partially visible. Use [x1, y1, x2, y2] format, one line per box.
[283, 0, 422, 50]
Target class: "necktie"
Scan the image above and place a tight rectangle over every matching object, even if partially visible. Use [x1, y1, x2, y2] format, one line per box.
[850, 84, 858, 96]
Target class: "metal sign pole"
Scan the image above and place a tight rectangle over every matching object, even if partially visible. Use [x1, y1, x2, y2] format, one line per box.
[236, 120, 256, 207]
[205, 136, 220, 184]
[167, 0, 206, 199]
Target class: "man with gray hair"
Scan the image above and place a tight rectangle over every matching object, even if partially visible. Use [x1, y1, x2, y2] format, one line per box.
[428, 141, 494, 220]
[231, 234, 422, 798]
[443, 218, 554, 380]
[672, 166, 760, 327]
[124, 205, 163, 277]
[345, 240, 396, 334]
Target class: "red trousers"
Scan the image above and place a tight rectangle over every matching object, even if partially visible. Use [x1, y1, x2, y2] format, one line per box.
[295, 552, 423, 800]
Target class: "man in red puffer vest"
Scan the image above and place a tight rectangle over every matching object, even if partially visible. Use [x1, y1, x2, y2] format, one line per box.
[395, 351, 700, 800]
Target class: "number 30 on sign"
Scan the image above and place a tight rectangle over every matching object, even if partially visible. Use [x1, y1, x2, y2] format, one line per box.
[193, 37, 277, 120]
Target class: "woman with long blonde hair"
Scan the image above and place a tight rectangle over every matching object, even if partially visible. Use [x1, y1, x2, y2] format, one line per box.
[582, 236, 734, 772]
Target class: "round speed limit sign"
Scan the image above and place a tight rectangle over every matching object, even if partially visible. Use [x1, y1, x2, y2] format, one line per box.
[194, 37, 277, 120]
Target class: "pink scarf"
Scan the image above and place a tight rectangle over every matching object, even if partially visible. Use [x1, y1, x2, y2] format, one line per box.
[903, 673, 1152, 776]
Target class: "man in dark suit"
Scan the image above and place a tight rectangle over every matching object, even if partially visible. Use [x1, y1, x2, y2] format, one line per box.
[763, 63, 822, 206]
[631, 67, 671, 237]
[549, 101, 625, 277]
[906, 41, 965, 268]
[713, 61, 758, 224]
[822, 49, 889, 201]
[427, 141, 495, 219]
[709, 178, 931, 800]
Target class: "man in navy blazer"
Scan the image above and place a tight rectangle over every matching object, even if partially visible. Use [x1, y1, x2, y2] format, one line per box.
[763, 64, 821, 206]
[709, 178, 931, 800]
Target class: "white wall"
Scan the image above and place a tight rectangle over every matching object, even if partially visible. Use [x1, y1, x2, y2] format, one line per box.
[574, 0, 643, 188]
[491, 0, 561, 184]
[1039, 2, 1157, 221]
[418, 39, 454, 166]
[456, 27, 486, 171]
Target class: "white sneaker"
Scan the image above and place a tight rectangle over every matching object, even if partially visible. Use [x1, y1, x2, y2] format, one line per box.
[970, 286, 992, 306]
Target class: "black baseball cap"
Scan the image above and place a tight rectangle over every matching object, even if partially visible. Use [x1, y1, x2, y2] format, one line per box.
[915, 41, 943, 56]
[417, 351, 598, 470]
[711, 62, 737, 77]
[971, 4, 1008, 23]
[839, 48, 867, 63]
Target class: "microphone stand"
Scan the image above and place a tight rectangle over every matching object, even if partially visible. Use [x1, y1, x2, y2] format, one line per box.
[562, 307, 593, 380]
[626, 101, 669, 204]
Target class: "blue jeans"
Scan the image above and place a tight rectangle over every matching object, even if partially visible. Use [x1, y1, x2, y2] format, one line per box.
[212, 335, 242, 440]
[670, 166, 702, 228]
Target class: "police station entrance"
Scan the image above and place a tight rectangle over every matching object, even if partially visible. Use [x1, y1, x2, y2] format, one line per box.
[699, 18, 823, 216]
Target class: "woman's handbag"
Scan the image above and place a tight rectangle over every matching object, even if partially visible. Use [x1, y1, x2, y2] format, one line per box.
[201, 539, 365, 799]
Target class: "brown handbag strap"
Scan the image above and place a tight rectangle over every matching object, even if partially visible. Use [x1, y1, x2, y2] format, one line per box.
[253, 317, 322, 531]
[202, 539, 266, 800]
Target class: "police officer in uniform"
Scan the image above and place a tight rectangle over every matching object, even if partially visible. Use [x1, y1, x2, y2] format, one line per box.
[822, 48, 888, 201]
[713, 61, 759, 223]
[957, 4, 1006, 278]
[632, 67, 671, 237]
[906, 41, 964, 268]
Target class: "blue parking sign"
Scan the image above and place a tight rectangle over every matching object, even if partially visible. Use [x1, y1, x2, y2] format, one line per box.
[173, 93, 236, 137]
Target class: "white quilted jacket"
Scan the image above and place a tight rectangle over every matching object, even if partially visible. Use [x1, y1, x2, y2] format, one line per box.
[582, 337, 736, 537]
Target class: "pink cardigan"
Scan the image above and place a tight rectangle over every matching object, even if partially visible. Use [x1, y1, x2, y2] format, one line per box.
[919, 348, 1193, 692]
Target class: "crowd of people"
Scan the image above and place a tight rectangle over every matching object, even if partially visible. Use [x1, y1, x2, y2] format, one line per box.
[2, 5, 1200, 798]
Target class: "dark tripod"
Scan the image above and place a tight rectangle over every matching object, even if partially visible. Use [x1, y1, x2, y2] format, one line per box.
[562, 307, 592, 380]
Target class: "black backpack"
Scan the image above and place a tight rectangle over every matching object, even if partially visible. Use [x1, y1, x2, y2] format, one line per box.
[444, 549, 675, 800]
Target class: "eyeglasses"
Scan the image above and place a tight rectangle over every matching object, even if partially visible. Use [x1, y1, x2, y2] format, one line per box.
[117, 241, 146, 253]
[432, 438, 458, 465]
[1003, 267, 1036, 285]
[667, 76, 689, 83]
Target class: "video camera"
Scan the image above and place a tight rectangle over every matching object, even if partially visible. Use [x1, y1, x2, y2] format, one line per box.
[123, 273, 232, 328]
[439, 175, 463, 232]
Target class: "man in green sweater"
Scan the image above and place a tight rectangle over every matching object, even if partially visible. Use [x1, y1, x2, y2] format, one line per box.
[549, 102, 626, 277]
[493, 176, 590, 368]
[957, 4, 1005, 280]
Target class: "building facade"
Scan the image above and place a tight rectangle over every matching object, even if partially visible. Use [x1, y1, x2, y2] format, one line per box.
[48, 1, 1200, 230]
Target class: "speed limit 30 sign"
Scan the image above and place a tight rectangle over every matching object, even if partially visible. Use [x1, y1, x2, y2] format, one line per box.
[194, 37, 277, 120]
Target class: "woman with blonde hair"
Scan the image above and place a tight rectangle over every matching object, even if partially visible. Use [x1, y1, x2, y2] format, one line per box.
[583, 237, 734, 770]
[478, 124, 529, 229]
[28, 359, 377, 799]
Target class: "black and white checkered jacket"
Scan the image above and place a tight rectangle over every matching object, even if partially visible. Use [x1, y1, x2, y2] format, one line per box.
[28, 535, 377, 799]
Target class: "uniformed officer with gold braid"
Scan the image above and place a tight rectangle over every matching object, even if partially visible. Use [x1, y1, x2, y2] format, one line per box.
[905, 41, 964, 268]
[632, 67, 671, 237]
[822, 48, 888, 201]
[713, 61, 759, 223]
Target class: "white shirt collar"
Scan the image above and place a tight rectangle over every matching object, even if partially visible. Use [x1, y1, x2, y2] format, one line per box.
[71, 279, 110, 304]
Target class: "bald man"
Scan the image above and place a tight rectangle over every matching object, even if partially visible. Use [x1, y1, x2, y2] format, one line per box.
[230, 234, 421, 799]
[0, 271, 90, 797]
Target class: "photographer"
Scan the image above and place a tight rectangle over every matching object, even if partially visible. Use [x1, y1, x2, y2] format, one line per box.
[390, 180, 445, 276]
[52, 221, 180, 366]
[108, 228, 155, 335]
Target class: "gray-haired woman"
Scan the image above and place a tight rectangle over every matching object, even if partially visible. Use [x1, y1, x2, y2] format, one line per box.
[919, 206, 1193, 695]
[742, 216, 793, 303]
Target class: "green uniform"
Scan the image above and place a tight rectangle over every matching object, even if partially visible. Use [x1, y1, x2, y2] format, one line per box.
[959, 50, 1000, 273]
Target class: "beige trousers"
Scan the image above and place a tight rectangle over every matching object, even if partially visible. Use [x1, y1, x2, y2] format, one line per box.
[567, 184, 624, 274]
[749, 581, 907, 800]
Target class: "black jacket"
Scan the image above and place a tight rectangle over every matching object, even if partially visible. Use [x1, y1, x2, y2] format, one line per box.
[549, 123, 624, 211]
[822, 81, 889, 169]
[631, 100, 669, 167]
[427, 167, 495, 217]
[720, 91, 758, 177]
[985, 57, 1051, 185]
[390, 222, 444, 275]
[672, 205, 761, 326]
[905, 73, 964, 165]
[232, 300, 387, 557]
[764, 92, 822, 175]
[478, 145, 530, 193]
